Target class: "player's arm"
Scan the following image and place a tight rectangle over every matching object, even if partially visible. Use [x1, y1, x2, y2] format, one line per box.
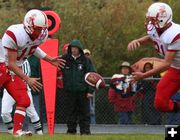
[142, 38, 180, 79]
[132, 51, 176, 81]
[128, 35, 152, 51]
[7, 50, 29, 81]
[43, 55, 65, 69]
[7, 49, 42, 91]
[2, 29, 42, 91]
[33, 47, 65, 69]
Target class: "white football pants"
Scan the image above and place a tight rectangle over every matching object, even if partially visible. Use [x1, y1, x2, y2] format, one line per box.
[1, 86, 40, 124]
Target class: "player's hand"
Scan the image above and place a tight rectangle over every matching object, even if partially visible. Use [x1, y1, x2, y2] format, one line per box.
[26, 78, 43, 92]
[131, 72, 145, 82]
[128, 39, 141, 51]
[50, 57, 66, 69]
[87, 93, 93, 98]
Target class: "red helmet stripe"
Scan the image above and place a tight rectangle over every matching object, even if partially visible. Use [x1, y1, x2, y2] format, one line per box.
[41, 11, 47, 26]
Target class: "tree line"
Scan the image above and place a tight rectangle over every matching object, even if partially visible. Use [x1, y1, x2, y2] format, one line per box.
[0, 0, 179, 76]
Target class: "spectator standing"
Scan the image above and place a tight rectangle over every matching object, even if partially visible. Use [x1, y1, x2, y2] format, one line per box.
[83, 49, 96, 124]
[108, 61, 137, 124]
[56, 43, 69, 123]
[61, 39, 96, 135]
[57, 43, 69, 89]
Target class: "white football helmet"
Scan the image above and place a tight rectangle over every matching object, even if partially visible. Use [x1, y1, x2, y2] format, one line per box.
[146, 2, 172, 29]
[23, 9, 48, 38]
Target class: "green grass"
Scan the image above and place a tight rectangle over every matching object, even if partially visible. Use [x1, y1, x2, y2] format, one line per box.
[0, 133, 164, 140]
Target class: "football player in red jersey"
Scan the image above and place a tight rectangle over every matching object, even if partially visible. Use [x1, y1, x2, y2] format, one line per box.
[0, 9, 65, 136]
[128, 2, 180, 112]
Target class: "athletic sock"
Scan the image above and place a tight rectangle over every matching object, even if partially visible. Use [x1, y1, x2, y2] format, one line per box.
[5, 120, 13, 131]
[32, 120, 43, 134]
[13, 109, 26, 134]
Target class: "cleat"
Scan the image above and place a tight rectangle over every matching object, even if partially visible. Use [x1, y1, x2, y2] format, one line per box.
[7, 129, 13, 135]
[36, 130, 43, 135]
[14, 130, 32, 137]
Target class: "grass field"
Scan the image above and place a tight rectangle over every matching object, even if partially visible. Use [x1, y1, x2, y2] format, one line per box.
[0, 133, 164, 140]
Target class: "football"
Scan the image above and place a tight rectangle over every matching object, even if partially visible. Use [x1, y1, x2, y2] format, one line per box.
[84, 72, 106, 89]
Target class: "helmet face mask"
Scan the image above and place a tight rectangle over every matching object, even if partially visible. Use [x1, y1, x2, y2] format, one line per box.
[145, 2, 172, 32]
[31, 26, 47, 39]
[145, 17, 159, 31]
[24, 9, 48, 39]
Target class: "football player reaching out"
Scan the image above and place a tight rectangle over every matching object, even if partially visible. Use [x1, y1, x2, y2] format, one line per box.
[128, 2, 180, 112]
[0, 9, 65, 136]
[1, 59, 43, 135]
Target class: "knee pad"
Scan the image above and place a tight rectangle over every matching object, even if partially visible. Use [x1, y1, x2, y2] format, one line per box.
[1, 113, 12, 123]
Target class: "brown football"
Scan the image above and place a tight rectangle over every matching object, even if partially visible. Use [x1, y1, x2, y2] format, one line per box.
[84, 72, 106, 89]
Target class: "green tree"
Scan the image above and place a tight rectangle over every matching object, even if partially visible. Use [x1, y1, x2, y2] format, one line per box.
[0, 0, 179, 76]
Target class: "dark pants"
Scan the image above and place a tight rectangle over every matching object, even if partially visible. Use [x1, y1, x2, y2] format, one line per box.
[118, 112, 132, 124]
[65, 91, 90, 134]
[167, 112, 180, 124]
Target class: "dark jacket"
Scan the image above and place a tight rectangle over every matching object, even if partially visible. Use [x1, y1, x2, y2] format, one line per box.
[61, 39, 96, 93]
[28, 55, 40, 78]
[28, 55, 40, 95]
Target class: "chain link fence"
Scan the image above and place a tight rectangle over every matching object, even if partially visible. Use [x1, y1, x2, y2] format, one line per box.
[52, 77, 179, 125]
[0, 78, 179, 125]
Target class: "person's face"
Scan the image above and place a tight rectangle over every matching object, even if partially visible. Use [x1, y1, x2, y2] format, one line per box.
[31, 26, 47, 39]
[63, 48, 68, 55]
[121, 67, 130, 75]
[144, 63, 153, 72]
[71, 46, 80, 56]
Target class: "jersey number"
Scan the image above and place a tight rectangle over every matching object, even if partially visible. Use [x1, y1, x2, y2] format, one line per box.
[17, 45, 37, 60]
[153, 41, 165, 56]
